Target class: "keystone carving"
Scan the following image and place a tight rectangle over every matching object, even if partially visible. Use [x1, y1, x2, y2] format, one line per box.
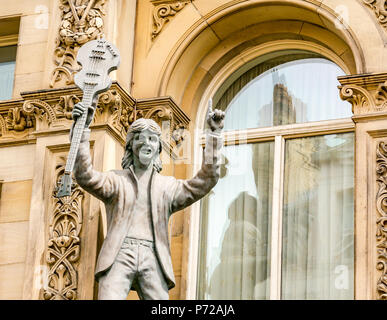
[151, 0, 192, 40]
[50, 0, 106, 88]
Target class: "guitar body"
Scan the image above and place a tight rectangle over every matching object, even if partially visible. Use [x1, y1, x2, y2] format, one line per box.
[56, 39, 120, 198]
[74, 40, 120, 97]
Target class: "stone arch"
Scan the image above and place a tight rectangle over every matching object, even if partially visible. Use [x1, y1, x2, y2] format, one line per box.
[162, 0, 371, 299]
[156, 0, 367, 124]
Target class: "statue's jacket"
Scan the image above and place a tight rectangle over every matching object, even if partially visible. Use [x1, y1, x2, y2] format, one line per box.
[74, 129, 223, 290]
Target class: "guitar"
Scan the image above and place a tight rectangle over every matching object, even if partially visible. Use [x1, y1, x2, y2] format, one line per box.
[56, 39, 120, 198]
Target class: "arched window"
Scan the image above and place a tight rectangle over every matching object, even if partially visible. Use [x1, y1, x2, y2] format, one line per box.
[197, 52, 354, 300]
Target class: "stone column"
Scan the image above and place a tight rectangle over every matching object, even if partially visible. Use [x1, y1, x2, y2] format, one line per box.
[339, 73, 387, 300]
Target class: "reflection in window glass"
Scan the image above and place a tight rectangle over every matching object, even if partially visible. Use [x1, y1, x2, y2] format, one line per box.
[0, 45, 17, 100]
[281, 132, 354, 299]
[222, 59, 351, 131]
[198, 142, 274, 299]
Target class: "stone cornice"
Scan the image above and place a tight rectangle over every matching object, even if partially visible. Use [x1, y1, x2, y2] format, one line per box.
[0, 83, 191, 155]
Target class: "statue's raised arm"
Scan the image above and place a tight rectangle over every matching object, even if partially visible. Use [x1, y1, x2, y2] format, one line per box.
[206, 98, 225, 133]
[168, 100, 225, 214]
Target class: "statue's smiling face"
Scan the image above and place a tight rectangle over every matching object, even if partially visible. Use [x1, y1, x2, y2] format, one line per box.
[131, 129, 160, 166]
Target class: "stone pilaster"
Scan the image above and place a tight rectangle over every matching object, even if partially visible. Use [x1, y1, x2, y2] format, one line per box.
[339, 73, 387, 300]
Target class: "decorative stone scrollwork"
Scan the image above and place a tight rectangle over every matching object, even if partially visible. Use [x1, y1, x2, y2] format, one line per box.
[0, 84, 136, 141]
[171, 123, 187, 145]
[94, 89, 122, 123]
[151, 0, 192, 40]
[55, 95, 81, 120]
[145, 105, 173, 122]
[95, 89, 143, 137]
[0, 115, 7, 137]
[0, 86, 190, 155]
[136, 97, 190, 159]
[375, 82, 387, 109]
[117, 105, 144, 132]
[22, 100, 57, 126]
[362, 0, 387, 29]
[339, 85, 373, 114]
[5, 107, 34, 132]
[376, 141, 387, 300]
[50, 0, 106, 88]
[42, 158, 84, 300]
[338, 74, 387, 116]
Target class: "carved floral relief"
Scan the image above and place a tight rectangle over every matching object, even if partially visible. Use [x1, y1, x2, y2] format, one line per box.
[151, 0, 192, 40]
[363, 0, 387, 29]
[50, 0, 106, 88]
[0, 86, 190, 157]
[338, 75, 387, 115]
[376, 141, 387, 299]
[42, 158, 84, 300]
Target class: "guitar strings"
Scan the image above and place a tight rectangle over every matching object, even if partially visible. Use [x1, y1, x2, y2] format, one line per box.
[67, 43, 101, 173]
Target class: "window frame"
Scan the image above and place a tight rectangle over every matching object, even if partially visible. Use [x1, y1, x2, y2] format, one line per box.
[196, 117, 355, 299]
[0, 34, 18, 48]
[185, 42, 357, 300]
[0, 26, 19, 101]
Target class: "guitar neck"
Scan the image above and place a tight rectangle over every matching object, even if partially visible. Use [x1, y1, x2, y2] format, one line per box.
[65, 89, 95, 174]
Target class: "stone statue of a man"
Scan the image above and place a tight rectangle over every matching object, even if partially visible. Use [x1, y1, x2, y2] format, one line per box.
[71, 102, 225, 300]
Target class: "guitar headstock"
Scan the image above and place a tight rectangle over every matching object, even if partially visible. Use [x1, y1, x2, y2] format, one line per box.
[74, 39, 120, 99]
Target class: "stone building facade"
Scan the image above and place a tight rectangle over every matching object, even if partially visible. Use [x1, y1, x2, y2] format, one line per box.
[0, 0, 386, 300]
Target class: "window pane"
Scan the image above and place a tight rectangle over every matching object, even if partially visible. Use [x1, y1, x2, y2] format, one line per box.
[221, 58, 351, 131]
[0, 45, 17, 100]
[198, 141, 274, 299]
[281, 132, 354, 299]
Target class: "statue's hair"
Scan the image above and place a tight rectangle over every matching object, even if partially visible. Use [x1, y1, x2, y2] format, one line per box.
[121, 118, 163, 172]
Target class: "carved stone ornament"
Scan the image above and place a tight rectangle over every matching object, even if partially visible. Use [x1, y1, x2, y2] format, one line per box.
[42, 158, 84, 300]
[151, 0, 192, 40]
[363, 0, 387, 29]
[136, 96, 190, 157]
[50, 0, 106, 88]
[5, 107, 34, 132]
[376, 141, 387, 300]
[0, 83, 136, 142]
[338, 73, 387, 116]
[0, 85, 190, 155]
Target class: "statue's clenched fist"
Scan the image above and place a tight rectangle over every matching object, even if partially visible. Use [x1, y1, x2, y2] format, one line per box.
[72, 102, 94, 127]
[206, 99, 225, 134]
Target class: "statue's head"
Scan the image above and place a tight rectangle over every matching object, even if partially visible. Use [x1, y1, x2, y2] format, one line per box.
[121, 118, 163, 172]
